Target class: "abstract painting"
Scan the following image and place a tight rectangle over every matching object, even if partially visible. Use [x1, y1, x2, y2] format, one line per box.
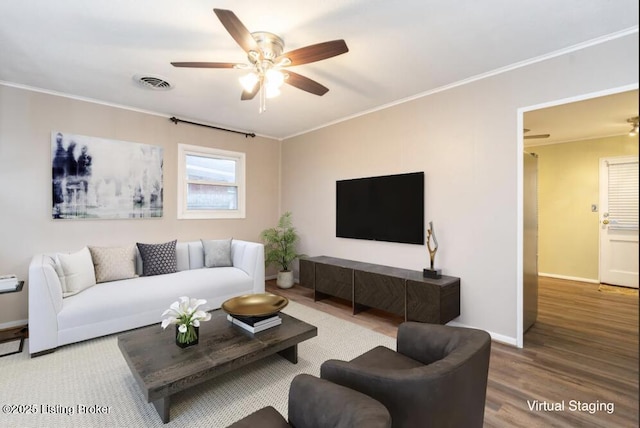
[51, 131, 163, 219]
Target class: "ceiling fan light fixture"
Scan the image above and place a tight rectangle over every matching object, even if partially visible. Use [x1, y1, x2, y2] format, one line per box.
[274, 57, 292, 67]
[265, 86, 281, 99]
[265, 69, 285, 89]
[248, 50, 261, 63]
[173, 9, 349, 114]
[239, 73, 259, 92]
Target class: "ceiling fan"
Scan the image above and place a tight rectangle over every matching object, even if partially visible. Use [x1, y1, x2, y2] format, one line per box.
[523, 129, 551, 139]
[171, 8, 349, 112]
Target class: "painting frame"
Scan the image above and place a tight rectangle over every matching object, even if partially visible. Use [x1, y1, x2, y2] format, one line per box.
[51, 131, 163, 220]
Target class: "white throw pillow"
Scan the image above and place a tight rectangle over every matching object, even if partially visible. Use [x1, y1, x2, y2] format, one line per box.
[89, 245, 136, 283]
[52, 255, 67, 292]
[57, 247, 97, 297]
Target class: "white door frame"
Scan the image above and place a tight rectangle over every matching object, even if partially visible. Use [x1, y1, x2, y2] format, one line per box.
[515, 83, 639, 348]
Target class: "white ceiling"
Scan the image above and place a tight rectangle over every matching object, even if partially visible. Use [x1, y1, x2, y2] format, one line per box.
[0, 0, 638, 140]
[524, 90, 639, 147]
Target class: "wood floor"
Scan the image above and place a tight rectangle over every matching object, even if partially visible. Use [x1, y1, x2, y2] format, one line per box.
[266, 277, 639, 427]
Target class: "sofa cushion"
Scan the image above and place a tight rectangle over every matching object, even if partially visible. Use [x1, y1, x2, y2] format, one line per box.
[136, 240, 178, 276]
[89, 245, 137, 283]
[57, 247, 97, 297]
[57, 267, 255, 332]
[176, 242, 190, 272]
[188, 242, 205, 269]
[202, 238, 233, 268]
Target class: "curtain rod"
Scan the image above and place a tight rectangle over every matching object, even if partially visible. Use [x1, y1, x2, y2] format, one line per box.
[169, 117, 256, 138]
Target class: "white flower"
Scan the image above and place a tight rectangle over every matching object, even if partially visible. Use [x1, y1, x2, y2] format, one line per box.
[161, 296, 211, 330]
[161, 316, 177, 329]
[193, 310, 211, 322]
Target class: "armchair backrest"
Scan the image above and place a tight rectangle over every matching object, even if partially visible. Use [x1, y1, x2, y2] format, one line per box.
[397, 323, 492, 428]
[288, 374, 391, 428]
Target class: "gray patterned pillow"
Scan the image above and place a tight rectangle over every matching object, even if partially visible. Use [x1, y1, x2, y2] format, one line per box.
[136, 240, 178, 276]
[89, 245, 136, 283]
[201, 238, 233, 268]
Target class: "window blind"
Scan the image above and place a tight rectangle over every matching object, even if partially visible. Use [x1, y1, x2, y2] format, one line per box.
[607, 160, 639, 230]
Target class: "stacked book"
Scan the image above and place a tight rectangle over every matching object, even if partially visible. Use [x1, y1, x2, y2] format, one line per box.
[227, 313, 282, 333]
[0, 274, 19, 292]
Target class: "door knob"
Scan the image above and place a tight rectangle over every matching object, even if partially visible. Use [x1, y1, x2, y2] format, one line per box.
[603, 219, 610, 224]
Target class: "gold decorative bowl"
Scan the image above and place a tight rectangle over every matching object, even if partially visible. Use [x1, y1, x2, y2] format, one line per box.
[222, 293, 289, 317]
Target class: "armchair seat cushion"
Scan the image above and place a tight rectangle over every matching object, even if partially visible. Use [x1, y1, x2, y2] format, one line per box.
[227, 406, 289, 428]
[352, 345, 423, 370]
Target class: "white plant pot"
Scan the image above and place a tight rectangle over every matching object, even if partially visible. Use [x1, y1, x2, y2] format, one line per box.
[276, 271, 294, 289]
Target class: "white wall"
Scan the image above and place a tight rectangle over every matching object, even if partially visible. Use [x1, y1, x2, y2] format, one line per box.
[1, 33, 637, 341]
[281, 33, 639, 344]
[0, 86, 281, 325]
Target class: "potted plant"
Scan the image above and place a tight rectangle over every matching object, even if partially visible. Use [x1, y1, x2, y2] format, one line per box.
[261, 212, 305, 289]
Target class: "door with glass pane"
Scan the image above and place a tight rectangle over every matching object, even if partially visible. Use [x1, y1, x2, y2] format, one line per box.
[599, 156, 639, 288]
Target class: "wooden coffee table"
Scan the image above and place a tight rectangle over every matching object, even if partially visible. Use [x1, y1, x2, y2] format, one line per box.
[117, 310, 317, 423]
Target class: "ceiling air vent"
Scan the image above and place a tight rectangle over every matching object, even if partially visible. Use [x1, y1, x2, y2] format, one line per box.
[133, 75, 173, 90]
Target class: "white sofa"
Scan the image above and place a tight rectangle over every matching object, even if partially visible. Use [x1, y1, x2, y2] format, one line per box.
[28, 239, 265, 356]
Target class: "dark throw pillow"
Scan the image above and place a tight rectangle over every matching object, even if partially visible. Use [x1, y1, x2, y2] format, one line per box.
[136, 240, 178, 276]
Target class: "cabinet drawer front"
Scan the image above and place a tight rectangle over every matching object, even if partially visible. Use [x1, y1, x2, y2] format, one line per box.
[439, 282, 461, 324]
[315, 264, 352, 300]
[299, 259, 315, 289]
[406, 281, 440, 323]
[354, 271, 405, 316]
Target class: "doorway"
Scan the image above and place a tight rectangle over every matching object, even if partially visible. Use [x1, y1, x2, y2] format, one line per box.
[516, 85, 639, 347]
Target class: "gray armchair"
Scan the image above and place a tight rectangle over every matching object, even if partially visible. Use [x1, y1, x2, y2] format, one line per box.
[227, 373, 391, 428]
[320, 322, 491, 428]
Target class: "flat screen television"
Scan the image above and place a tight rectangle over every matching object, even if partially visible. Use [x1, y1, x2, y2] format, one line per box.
[336, 172, 424, 245]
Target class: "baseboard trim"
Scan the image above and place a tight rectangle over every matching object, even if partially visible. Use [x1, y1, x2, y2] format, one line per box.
[447, 320, 518, 347]
[0, 319, 28, 330]
[538, 272, 599, 284]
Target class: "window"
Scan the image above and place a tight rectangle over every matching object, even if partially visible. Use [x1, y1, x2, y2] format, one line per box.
[177, 144, 246, 219]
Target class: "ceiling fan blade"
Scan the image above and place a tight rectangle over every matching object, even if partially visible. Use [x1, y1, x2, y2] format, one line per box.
[285, 71, 329, 96]
[524, 134, 551, 139]
[213, 9, 260, 54]
[277, 40, 348, 66]
[523, 128, 550, 139]
[171, 62, 237, 68]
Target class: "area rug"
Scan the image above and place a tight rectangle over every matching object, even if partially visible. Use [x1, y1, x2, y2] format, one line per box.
[0, 301, 395, 428]
[598, 284, 639, 296]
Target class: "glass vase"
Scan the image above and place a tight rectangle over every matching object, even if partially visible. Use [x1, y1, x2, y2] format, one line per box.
[175, 324, 199, 348]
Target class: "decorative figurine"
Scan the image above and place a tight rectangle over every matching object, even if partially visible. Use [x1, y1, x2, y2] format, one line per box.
[423, 221, 442, 279]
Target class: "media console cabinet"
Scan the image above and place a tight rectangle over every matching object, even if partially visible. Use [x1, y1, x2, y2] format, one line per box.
[299, 256, 460, 324]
